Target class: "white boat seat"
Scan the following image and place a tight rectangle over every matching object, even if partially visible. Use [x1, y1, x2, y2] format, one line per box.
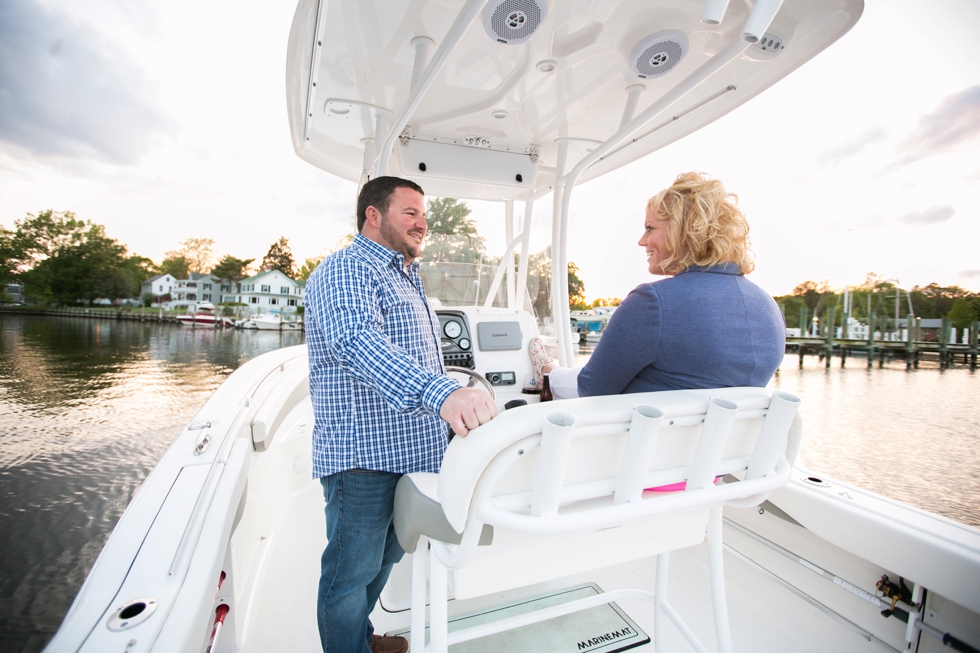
[392, 387, 802, 653]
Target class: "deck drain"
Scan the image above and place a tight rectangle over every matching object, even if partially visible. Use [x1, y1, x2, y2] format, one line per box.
[802, 475, 831, 487]
[107, 598, 158, 631]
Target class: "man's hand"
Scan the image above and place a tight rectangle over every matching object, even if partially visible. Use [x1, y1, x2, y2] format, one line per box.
[439, 387, 498, 437]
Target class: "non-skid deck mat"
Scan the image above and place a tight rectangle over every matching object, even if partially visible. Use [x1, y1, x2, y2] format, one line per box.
[389, 583, 649, 653]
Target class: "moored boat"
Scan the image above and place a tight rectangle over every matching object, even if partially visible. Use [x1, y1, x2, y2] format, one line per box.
[175, 303, 235, 328]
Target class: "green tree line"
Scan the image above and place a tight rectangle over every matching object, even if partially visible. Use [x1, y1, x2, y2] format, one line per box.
[1, 210, 319, 306]
[775, 273, 980, 330]
[1, 211, 154, 305]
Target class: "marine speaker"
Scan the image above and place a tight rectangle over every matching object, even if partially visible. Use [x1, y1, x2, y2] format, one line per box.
[483, 0, 548, 45]
[628, 30, 688, 79]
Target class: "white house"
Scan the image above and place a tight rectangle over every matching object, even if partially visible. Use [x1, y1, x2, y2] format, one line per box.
[141, 274, 178, 308]
[171, 273, 234, 309]
[237, 270, 305, 315]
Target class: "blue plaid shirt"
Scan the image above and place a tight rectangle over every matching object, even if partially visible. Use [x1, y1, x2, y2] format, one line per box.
[306, 234, 459, 477]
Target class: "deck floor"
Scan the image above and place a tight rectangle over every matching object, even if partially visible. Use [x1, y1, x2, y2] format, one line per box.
[239, 480, 892, 652]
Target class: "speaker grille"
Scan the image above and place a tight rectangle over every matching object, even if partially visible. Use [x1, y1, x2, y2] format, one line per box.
[628, 31, 688, 79]
[635, 40, 683, 77]
[488, 0, 542, 43]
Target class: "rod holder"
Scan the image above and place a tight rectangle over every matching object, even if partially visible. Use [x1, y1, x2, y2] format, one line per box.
[702, 0, 731, 25]
[530, 410, 576, 517]
[619, 85, 646, 130]
[614, 405, 665, 504]
[410, 37, 435, 93]
[686, 398, 738, 491]
[742, 0, 784, 43]
[745, 391, 800, 480]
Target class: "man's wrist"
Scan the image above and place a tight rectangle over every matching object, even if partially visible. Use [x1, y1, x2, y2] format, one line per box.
[421, 375, 461, 414]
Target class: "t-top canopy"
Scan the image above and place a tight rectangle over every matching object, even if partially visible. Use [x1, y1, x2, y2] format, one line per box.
[286, 0, 862, 201]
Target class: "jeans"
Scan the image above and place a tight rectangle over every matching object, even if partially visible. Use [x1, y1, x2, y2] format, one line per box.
[318, 470, 405, 653]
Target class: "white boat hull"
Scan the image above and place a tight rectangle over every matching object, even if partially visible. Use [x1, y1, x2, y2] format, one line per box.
[46, 343, 980, 653]
[176, 314, 235, 328]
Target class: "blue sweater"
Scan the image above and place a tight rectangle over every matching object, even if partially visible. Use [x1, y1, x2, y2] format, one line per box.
[577, 264, 785, 396]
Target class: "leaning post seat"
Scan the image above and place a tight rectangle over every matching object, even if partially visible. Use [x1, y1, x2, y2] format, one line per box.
[392, 387, 802, 653]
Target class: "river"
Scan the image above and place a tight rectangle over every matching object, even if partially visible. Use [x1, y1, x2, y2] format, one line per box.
[0, 314, 977, 652]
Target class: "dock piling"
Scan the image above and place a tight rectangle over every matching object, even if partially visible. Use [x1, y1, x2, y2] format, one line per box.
[867, 314, 875, 369]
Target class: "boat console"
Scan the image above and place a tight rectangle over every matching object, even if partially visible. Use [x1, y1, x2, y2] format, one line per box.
[436, 306, 542, 408]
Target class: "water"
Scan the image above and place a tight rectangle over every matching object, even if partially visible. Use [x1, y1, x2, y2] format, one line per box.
[0, 316, 977, 652]
[0, 315, 304, 653]
[770, 356, 980, 528]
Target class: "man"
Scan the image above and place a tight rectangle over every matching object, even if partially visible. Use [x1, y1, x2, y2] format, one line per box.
[305, 176, 497, 653]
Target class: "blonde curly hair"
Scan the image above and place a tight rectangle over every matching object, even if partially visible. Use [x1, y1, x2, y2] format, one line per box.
[647, 171, 755, 275]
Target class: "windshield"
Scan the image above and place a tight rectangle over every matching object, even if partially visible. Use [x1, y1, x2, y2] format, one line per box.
[416, 198, 557, 334]
[419, 255, 553, 334]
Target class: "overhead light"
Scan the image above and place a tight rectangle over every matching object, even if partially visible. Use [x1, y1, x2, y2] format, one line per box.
[536, 59, 557, 73]
[491, 110, 508, 119]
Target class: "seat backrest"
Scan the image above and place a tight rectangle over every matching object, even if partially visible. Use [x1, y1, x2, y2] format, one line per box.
[438, 387, 801, 535]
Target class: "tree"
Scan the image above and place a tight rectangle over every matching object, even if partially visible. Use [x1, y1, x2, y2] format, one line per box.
[422, 198, 486, 264]
[296, 256, 323, 282]
[947, 298, 979, 330]
[522, 247, 590, 315]
[426, 198, 479, 237]
[567, 262, 587, 310]
[910, 283, 969, 320]
[0, 226, 17, 290]
[591, 297, 622, 308]
[164, 238, 216, 274]
[261, 237, 296, 277]
[20, 222, 130, 304]
[158, 254, 190, 280]
[11, 210, 88, 263]
[211, 255, 255, 282]
[792, 280, 831, 313]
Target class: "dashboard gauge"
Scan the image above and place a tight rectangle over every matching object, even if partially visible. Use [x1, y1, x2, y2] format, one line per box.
[444, 320, 462, 338]
[458, 338, 470, 350]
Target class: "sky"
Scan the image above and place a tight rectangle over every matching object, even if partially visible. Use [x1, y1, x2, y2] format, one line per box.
[1, 0, 978, 300]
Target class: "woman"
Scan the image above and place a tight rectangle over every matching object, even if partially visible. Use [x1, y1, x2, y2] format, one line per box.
[533, 171, 785, 398]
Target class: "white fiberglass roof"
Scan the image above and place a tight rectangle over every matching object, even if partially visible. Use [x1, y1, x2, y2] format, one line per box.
[286, 0, 862, 201]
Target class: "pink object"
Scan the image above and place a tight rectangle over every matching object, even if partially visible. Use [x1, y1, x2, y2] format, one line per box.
[646, 476, 722, 493]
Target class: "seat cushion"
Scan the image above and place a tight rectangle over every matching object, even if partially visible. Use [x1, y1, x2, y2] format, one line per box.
[393, 473, 493, 553]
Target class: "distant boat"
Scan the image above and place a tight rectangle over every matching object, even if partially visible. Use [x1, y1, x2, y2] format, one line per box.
[175, 303, 234, 328]
[240, 314, 303, 331]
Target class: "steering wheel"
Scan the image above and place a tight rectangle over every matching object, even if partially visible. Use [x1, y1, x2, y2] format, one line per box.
[446, 366, 495, 401]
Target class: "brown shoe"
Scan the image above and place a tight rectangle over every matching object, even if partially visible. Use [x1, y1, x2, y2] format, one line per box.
[370, 634, 408, 653]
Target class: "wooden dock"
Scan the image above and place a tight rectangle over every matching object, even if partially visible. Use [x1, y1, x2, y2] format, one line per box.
[787, 312, 979, 370]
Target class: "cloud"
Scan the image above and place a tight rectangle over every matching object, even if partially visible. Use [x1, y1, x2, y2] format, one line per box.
[817, 126, 888, 167]
[0, 0, 172, 165]
[895, 206, 955, 226]
[959, 270, 980, 279]
[891, 85, 980, 168]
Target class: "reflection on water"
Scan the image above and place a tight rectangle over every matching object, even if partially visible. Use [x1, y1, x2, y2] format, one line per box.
[0, 315, 303, 653]
[575, 341, 980, 528]
[770, 356, 980, 529]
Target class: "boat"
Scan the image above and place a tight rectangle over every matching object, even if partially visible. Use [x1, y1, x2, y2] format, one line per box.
[250, 314, 303, 331]
[175, 302, 235, 328]
[46, 1, 980, 653]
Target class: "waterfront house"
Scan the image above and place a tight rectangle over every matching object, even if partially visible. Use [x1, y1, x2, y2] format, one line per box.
[3, 283, 25, 304]
[237, 269, 305, 315]
[141, 274, 178, 308]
